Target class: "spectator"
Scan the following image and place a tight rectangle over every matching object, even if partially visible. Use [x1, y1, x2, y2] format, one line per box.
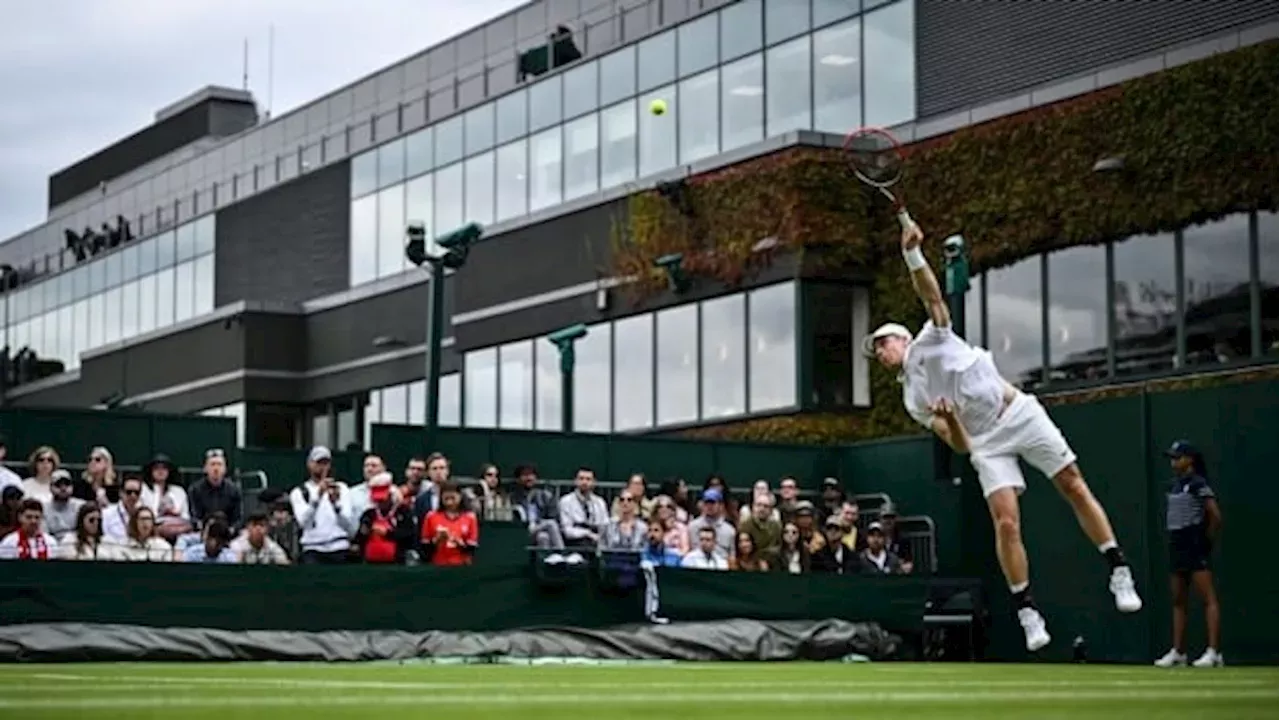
[348, 453, 387, 523]
[878, 504, 914, 574]
[114, 507, 173, 562]
[508, 464, 564, 549]
[0, 499, 58, 559]
[702, 475, 739, 522]
[739, 492, 783, 564]
[775, 522, 811, 574]
[22, 446, 61, 504]
[658, 477, 693, 522]
[42, 470, 83, 538]
[467, 463, 514, 522]
[237, 512, 291, 565]
[818, 477, 846, 524]
[355, 473, 416, 564]
[140, 454, 191, 542]
[837, 500, 867, 552]
[421, 482, 479, 567]
[858, 522, 905, 575]
[57, 504, 117, 561]
[738, 480, 780, 524]
[74, 446, 118, 507]
[729, 531, 770, 572]
[776, 476, 801, 523]
[182, 519, 237, 563]
[101, 476, 146, 542]
[558, 466, 608, 549]
[290, 445, 356, 564]
[601, 489, 648, 551]
[640, 522, 683, 567]
[174, 510, 227, 555]
[793, 501, 825, 553]
[413, 452, 452, 520]
[611, 474, 654, 521]
[0, 486, 23, 535]
[189, 448, 242, 530]
[266, 496, 301, 562]
[686, 488, 735, 556]
[0, 435, 22, 494]
[681, 526, 728, 570]
[651, 495, 690, 555]
[400, 456, 428, 503]
[812, 516, 858, 574]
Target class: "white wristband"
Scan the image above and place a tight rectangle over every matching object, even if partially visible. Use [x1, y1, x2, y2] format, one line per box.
[896, 208, 915, 230]
[903, 247, 927, 271]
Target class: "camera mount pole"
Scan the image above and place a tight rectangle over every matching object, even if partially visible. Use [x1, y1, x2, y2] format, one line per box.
[423, 257, 446, 450]
[547, 324, 588, 435]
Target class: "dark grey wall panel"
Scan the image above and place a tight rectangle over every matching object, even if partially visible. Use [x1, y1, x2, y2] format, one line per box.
[303, 350, 461, 403]
[82, 320, 246, 402]
[917, 0, 1278, 117]
[304, 278, 455, 371]
[214, 161, 350, 307]
[242, 313, 307, 372]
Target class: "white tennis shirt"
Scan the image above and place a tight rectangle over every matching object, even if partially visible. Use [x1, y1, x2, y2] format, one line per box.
[900, 321, 1007, 436]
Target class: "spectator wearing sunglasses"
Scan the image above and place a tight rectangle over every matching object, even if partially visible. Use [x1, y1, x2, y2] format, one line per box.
[101, 476, 147, 542]
[188, 448, 242, 530]
[21, 446, 61, 504]
[74, 446, 118, 507]
[42, 470, 83, 538]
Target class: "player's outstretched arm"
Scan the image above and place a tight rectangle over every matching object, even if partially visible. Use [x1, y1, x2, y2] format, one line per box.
[901, 222, 951, 328]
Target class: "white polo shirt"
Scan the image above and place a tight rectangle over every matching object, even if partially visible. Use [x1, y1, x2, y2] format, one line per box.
[900, 321, 1007, 436]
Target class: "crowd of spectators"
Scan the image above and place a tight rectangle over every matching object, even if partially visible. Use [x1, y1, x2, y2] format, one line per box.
[0, 433, 913, 575]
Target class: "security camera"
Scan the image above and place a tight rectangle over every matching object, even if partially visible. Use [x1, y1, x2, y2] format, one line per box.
[942, 234, 965, 260]
[404, 222, 429, 267]
[547, 324, 588, 346]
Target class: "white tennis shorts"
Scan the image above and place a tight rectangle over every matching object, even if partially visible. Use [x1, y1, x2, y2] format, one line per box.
[967, 392, 1077, 498]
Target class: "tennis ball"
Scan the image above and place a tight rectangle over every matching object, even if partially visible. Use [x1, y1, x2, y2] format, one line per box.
[649, 99, 668, 116]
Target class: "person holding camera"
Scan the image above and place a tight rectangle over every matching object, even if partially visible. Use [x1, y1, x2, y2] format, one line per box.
[289, 446, 356, 564]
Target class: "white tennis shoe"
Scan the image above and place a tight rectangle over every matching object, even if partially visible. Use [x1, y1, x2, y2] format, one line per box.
[1018, 607, 1051, 652]
[1154, 649, 1187, 667]
[1109, 566, 1143, 613]
[1192, 648, 1225, 667]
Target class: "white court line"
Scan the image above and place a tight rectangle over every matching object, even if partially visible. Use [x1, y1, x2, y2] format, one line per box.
[0, 689, 1273, 710]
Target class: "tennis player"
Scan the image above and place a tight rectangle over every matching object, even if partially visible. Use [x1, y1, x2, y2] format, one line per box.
[863, 220, 1142, 652]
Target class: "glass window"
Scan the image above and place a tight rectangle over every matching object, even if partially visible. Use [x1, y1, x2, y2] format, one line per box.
[678, 13, 719, 78]
[965, 273, 984, 349]
[405, 127, 434, 177]
[194, 255, 214, 315]
[1182, 214, 1252, 367]
[137, 274, 156, 334]
[435, 117, 464, 167]
[364, 390, 381, 441]
[637, 30, 676, 92]
[464, 103, 496, 156]
[814, 0, 860, 26]
[175, 221, 197, 263]
[434, 163, 464, 235]
[987, 256, 1043, 389]
[155, 230, 176, 269]
[194, 215, 215, 256]
[312, 412, 332, 448]
[496, 140, 528, 221]
[154, 267, 175, 328]
[656, 304, 698, 425]
[612, 314, 654, 431]
[73, 300, 90, 362]
[529, 75, 563, 132]
[599, 46, 636, 106]
[600, 100, 638, 189]
[678, 70, 719, 165]
[174, 260, 195, 323]
[382, 384, 408, 424]
[464, 152, 495, 225]
[439, 373, 461, 427]
[464, 347, 498, 428]
[408, 381, 425, 427]
[721, 54, 765, 152]
[120, 280, 139, 340]
[701, 295, 746, 418]
[377, 138, 406, 188]
[813, 19, 861, 133]
[574, 323, 612, 433]
[720, 0, 762, 62]
[120, 245, 141, 284]
[1259, 211, 1278, 357]
[499, 341, 535, 430]
[765, 0, 810, 45]
[534, 339, 562, 431]
[864, 0, 916, 128]
[563, 61, 599, 120]
[88, 258, 105, 294]
[350, 194, 378, 286]
[495, 90, 528, 145]
[563, 114, 599, 201]
[405, 174, 434, 266]
[749, 283, 797, 411]
[377, 185, 405, 279]
[639, 86, 676, 177]
[809, 283, 853, 405]
[103, 287, 122, 344]
[71, 265, 91, 301]
[767, 36, 812, 136]
[529, 128, 563, 212]
[1113, 232, 1177, 377]
[351, 151, 378, 197]
[1047, 246, 1106, 383]
[104, 250, 123, 289]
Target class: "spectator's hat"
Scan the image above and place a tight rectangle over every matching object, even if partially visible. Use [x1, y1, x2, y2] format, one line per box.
[701, 487, 723, 503]
[794, 500, 815, 515]
[258, 487, 285, 504]
[823, 515, 843, 529]
[1163, 440, 1199, 459]
[51, 468, 73, 485]
[822, 477, 842, 489]
[308, 445, 332, 463]
[143, 454, 178, 476]
[369, 471, 394, 502]
[867, 521, 885, 535]
[2, 485, 22, 502]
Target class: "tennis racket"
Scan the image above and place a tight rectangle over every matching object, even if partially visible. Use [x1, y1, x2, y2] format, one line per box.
[842, 127, 916, 231]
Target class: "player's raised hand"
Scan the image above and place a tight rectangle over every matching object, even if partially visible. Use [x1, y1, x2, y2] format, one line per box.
[901, 220, 923, 251]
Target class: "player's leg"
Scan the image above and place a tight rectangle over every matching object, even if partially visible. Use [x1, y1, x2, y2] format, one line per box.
[1189, 569, 1224, 666]
[1155, 572, 1190, 666]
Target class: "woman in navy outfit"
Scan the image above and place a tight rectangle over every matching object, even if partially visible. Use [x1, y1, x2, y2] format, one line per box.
[1153, 440, 1224, 668]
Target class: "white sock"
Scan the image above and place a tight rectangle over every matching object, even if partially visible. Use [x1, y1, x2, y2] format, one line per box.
[1098, 540, 1117, 553]
[1009, 581, 1029, 594]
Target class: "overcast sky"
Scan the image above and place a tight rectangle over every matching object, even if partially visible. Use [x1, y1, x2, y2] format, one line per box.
[0, 0, 523, 241]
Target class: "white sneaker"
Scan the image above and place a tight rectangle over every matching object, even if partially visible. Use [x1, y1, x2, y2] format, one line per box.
[1192, 648, 1225, 667]
[1109, 566, 1143, 613]
[1018, 607, 1051, 652]
[1154, 649, 1187, 667]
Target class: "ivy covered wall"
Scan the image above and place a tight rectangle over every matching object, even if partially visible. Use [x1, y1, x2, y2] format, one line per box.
[612, 42, 1278, 444]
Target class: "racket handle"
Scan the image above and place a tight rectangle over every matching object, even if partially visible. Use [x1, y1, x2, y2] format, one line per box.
[896, 207, 915, 230]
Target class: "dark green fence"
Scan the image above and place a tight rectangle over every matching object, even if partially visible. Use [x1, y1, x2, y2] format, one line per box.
[0, 407, 234, 469]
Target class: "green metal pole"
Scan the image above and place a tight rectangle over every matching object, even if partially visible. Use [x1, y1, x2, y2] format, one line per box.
[559, 343, 576, 434]
[423, 259, 446, 452]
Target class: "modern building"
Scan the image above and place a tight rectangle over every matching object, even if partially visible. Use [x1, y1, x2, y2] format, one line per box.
[0, 0, 1275, 452]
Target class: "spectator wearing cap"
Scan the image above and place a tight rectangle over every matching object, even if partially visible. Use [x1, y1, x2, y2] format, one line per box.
[74, 446, 118, 507]
[812, 515, 858, 574]
[141, 454, 191, 542]
[878, 504, 914, 574]
[818, 477, 846, 524]
[509, 464, 564, 550]
[792, 500, 825, 554]
[189, 448, 242, 530]
[101, 476, 147, 542]
[289, 445, 356, 564]
[858, 521, 905, 575]
[237, 512, 291, 565]
[739, 491, 783, 564]
[42, 469, 83, 538]
[686, 487, 736, 556]
[21, 446, 61, 504]
[0, 435, 23, 495]
[557, 466, 609, 549]
[355, 472, 416, 564]
[702, 475, 739, 523]
[421, 482, 479, 566]
[680, 526, 729, 570]
[0, 499, 58, 560]
[181, 519, 237, 563]
[348, 453, 387, 527]
[776, 477, 801, 524]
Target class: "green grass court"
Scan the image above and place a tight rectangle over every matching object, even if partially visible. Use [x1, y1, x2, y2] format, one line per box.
[0, 661, 1273, 719]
